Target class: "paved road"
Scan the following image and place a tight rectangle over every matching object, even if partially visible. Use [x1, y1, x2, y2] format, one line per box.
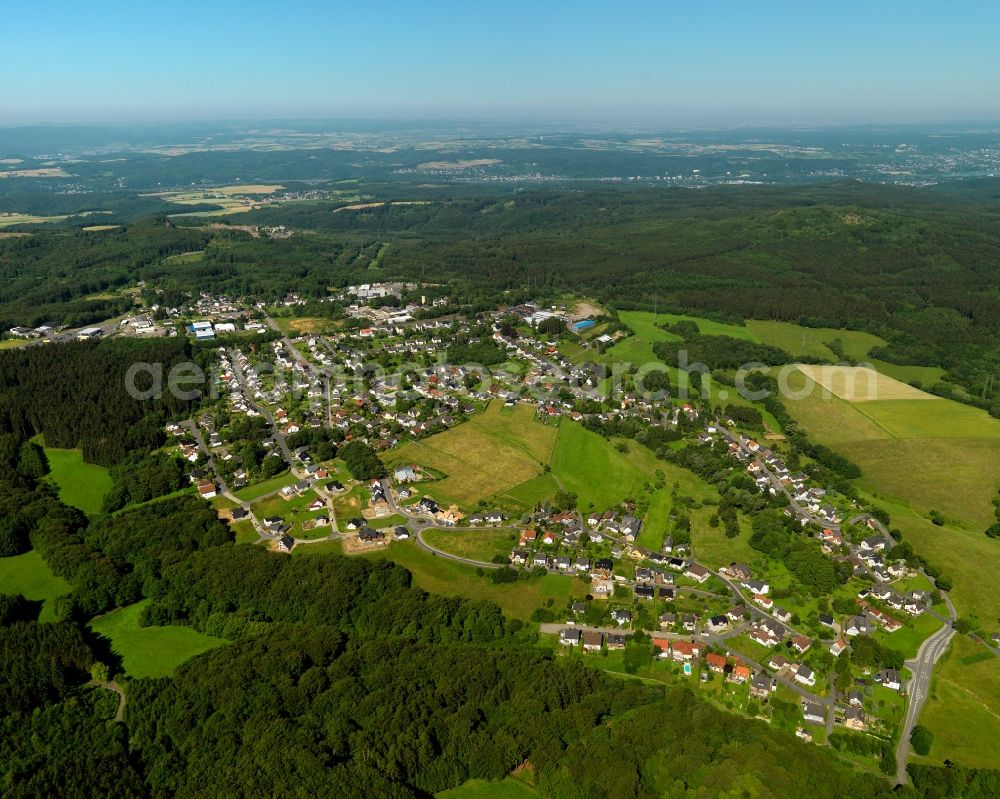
[895, 608, 957, 784]
[181, 419, 240, 503]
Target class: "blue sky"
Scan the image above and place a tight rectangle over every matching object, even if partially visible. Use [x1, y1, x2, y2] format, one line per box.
[2, 1, 998, 124]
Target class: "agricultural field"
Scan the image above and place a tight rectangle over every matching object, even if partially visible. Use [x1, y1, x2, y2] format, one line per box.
[0, 212, 69, 228]
[144, 184, 285, 218]
[605, 310, 682, 365]
[43, 446, 113, 517]
[913, 635, 1000, 770]
[0, 550, 72, 622]
[386, 402, 557, 509]
[793, 365, 935, 402]
[89, 601, 227, 679]
[785, 371, 1000, 528]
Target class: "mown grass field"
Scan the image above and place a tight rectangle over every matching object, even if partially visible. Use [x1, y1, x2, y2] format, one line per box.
[0, 550, 71, 622]
[43, 446, 113, 517]
[89, 600, 227, 678]
[422, 528, 517, 562]
[746, 320, 886, 361]
[386, 402, 557, 508]
[785, 371, 1000, 532]
[914, 635, 1000, 770]
[361, 541, 586, 620]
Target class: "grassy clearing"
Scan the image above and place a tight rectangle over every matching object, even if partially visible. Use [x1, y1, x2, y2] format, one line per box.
[0, 550, 71, 622]
[436, 777, 538, 798]
[853, 399, 1000, 439]
[387, 403, 557, 508]
[654, 312, 758, 340]
[422, 528, 517, 562]
[914, 635, 1000, 770]
[747, 320, 885, 361]
[361, 542, 586, 620]
[89, 601, 227, 678]
[43, 447, 112, 517]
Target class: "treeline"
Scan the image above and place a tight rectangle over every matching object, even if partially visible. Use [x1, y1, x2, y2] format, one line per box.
[0, 338, 203, 466]
[30, 493, 230, 618]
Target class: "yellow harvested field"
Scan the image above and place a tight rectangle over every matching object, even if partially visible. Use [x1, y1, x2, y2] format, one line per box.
[334, 200, 431, 213]
[82, 225, 120, 231]
[793, 364, 938, 402]
[416, 158, 501, 170]
[212, 184, 284, 194]
[0, 167, 72, 178]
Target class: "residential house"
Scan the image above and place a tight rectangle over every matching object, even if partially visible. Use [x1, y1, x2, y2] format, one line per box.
[582, 631, 603, 652]
[560, 628, 582, 646]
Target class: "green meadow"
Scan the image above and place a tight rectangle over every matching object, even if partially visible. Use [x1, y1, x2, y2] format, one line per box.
[89, 600, 227, 679]
[422, 528, 517, 562]
[43, 446, 112, 517]
[0, 550, 71, 622]
[386, 402, 558, 509]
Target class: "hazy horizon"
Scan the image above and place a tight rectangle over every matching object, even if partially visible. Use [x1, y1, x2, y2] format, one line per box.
[3, 1, 999, 125]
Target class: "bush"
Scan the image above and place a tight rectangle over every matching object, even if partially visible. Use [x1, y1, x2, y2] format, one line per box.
[911, 725, 934, 756]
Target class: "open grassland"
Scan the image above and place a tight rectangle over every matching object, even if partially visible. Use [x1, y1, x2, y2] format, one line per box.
[605, 310, 682, 365]
[794, 365, 936, 402]
[784, 369, 1000, 623]
[747, 320, 885, 361]
[0, 550, 71, 622]
[436, 777, 538, 798]
[914, 635, 1000, 770]
[549, 424, 655, 512]
[268, 314, 338, 335]
[386, 403, 557, 509]
[785, 372, 1000, 529]
[422, 528, 517, 562]
[89, 600, 227, 679]
[853, 398, 999, 438]
[654, 312, 758, 340]
[361, 541, 587, 620]
[43, 447, 113, 517]
[869, 360, 946, 386]
[843, 437, 1000, 529]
